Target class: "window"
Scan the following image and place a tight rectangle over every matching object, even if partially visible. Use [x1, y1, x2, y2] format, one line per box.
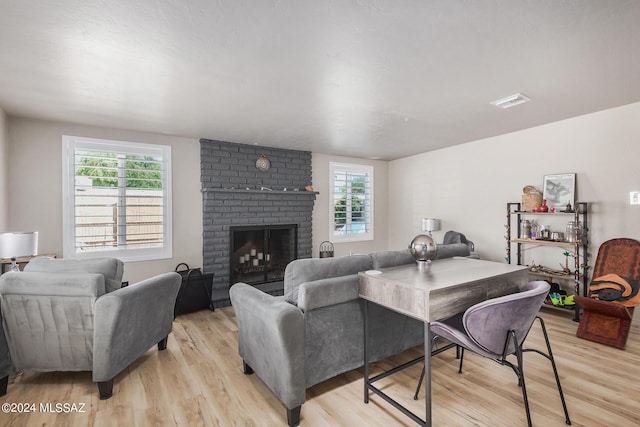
[329, 162, 373, 242]
[62, 136, 172, 262]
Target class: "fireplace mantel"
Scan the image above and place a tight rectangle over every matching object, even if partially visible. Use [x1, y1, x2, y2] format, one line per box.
[202, 188, 319, 196]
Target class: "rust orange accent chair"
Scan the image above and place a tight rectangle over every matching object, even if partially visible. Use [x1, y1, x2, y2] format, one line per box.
[575, 238, 640, 350]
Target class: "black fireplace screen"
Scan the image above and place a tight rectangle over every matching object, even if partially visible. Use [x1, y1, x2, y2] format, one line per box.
[230, 224, 297, 286]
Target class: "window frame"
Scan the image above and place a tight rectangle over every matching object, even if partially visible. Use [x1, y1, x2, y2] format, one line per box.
[329, 162, 374, 243]
[62, 135, 173, 262]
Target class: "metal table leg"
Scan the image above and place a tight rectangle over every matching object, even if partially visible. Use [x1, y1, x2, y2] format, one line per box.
[364, 299, 369, 404]
[424, 321, 431, 427]
[363, 299, 434, 426]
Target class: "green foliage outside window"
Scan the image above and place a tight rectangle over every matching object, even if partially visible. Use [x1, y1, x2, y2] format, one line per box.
[75, 152, 162, 189]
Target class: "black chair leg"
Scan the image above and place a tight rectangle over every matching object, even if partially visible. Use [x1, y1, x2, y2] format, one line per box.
[287, 405, 301, 427]
[0, 375, 8, 396]
[537, 317, 572, 425]
[243, 361, 254, 375]
[97, 379, 114, 400]
[510, 331, 533, 427]
[413, 366, 426, 400]
[158, 336, 169, 350]
[458, 347, 465, 373]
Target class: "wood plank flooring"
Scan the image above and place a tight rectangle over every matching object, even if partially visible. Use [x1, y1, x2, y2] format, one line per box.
[1, 307, 639, 426]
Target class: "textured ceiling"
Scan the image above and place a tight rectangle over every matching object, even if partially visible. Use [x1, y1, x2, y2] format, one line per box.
[1, 0, 640, 160]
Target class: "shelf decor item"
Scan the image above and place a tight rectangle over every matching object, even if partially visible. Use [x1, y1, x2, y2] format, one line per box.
[521, 185, 542, 212]
[543, 173, 576, 210]
[539, 199, 549, 212]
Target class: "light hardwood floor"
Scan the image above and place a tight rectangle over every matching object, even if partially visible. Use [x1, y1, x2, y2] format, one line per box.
[1, 307, 639, 426]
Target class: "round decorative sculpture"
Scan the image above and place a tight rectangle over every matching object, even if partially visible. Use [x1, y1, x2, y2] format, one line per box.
[409, 234, 438, 262]
[255, 154, 271, 171]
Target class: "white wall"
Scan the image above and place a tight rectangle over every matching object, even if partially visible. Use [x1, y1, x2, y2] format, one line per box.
[7, 101, 640, 323]
[0, 108, 8, 230]
[7, 117, 389, 281]
[312, 153, 388, 257]
[388, 101, 640, 322]
[7, 117, 202, 283]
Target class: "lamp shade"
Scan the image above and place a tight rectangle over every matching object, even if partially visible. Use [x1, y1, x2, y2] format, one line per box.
[421, 218, 441, 233]
[0, 232, 39, 259]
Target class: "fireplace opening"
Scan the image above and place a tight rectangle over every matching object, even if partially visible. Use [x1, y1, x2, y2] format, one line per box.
[230, 224, 298, 286]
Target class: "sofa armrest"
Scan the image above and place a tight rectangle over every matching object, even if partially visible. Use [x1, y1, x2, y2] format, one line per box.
[229, 283, 305, 410]
[297, 275, 359, 312]
[92, 272, 181, 382]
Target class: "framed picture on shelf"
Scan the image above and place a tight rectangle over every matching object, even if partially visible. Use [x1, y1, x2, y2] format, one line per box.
[543, 173, 576, 209]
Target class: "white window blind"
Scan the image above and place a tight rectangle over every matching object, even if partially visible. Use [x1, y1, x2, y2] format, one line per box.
[329, 162, 374, 242]
[62, 136, 172, 261]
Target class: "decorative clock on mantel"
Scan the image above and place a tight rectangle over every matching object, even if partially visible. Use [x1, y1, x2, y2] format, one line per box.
[255, 154, 271, 171]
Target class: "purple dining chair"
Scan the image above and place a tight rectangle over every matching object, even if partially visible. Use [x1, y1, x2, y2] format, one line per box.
[415, 280, 571, 426]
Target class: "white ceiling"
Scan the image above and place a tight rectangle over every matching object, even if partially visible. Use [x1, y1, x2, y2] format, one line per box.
[2, 1, 640, 160]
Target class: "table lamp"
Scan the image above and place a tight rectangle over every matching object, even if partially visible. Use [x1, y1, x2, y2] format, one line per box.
[421, 218, 441, 236]
[0, 231, 39, 272]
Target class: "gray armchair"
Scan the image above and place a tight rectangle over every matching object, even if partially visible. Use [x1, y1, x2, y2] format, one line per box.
[442, 230, 479, 258]
[0, 257, 181, 399]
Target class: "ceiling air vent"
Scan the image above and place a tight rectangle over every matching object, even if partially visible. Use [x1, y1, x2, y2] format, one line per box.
[490, 93, 531, 109]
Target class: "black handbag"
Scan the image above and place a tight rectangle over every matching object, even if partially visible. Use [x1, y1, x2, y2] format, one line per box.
[174, 263, 215, 316]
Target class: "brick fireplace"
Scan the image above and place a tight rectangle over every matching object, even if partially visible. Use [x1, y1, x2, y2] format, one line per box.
[200, 139, 316, 307]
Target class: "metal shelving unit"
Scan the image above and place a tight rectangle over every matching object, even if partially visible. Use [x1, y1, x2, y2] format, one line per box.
[506, 202, 589, 321]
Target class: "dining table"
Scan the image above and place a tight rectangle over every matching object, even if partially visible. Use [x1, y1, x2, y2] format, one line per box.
[358, 257, 529, 426]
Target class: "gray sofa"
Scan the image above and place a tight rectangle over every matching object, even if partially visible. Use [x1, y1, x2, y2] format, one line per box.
[229, 243, 471, 426]
[0, 257, 181, 399]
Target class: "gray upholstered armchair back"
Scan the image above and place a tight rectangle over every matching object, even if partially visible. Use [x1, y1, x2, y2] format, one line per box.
[2, 257, 125, 373]
[24, 256, 124, 293]
[1, 271, 104, 372]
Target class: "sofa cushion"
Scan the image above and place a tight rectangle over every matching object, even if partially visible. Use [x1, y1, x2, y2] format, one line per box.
[589, 273, 640, 307]
[297, 275, 359, 311]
